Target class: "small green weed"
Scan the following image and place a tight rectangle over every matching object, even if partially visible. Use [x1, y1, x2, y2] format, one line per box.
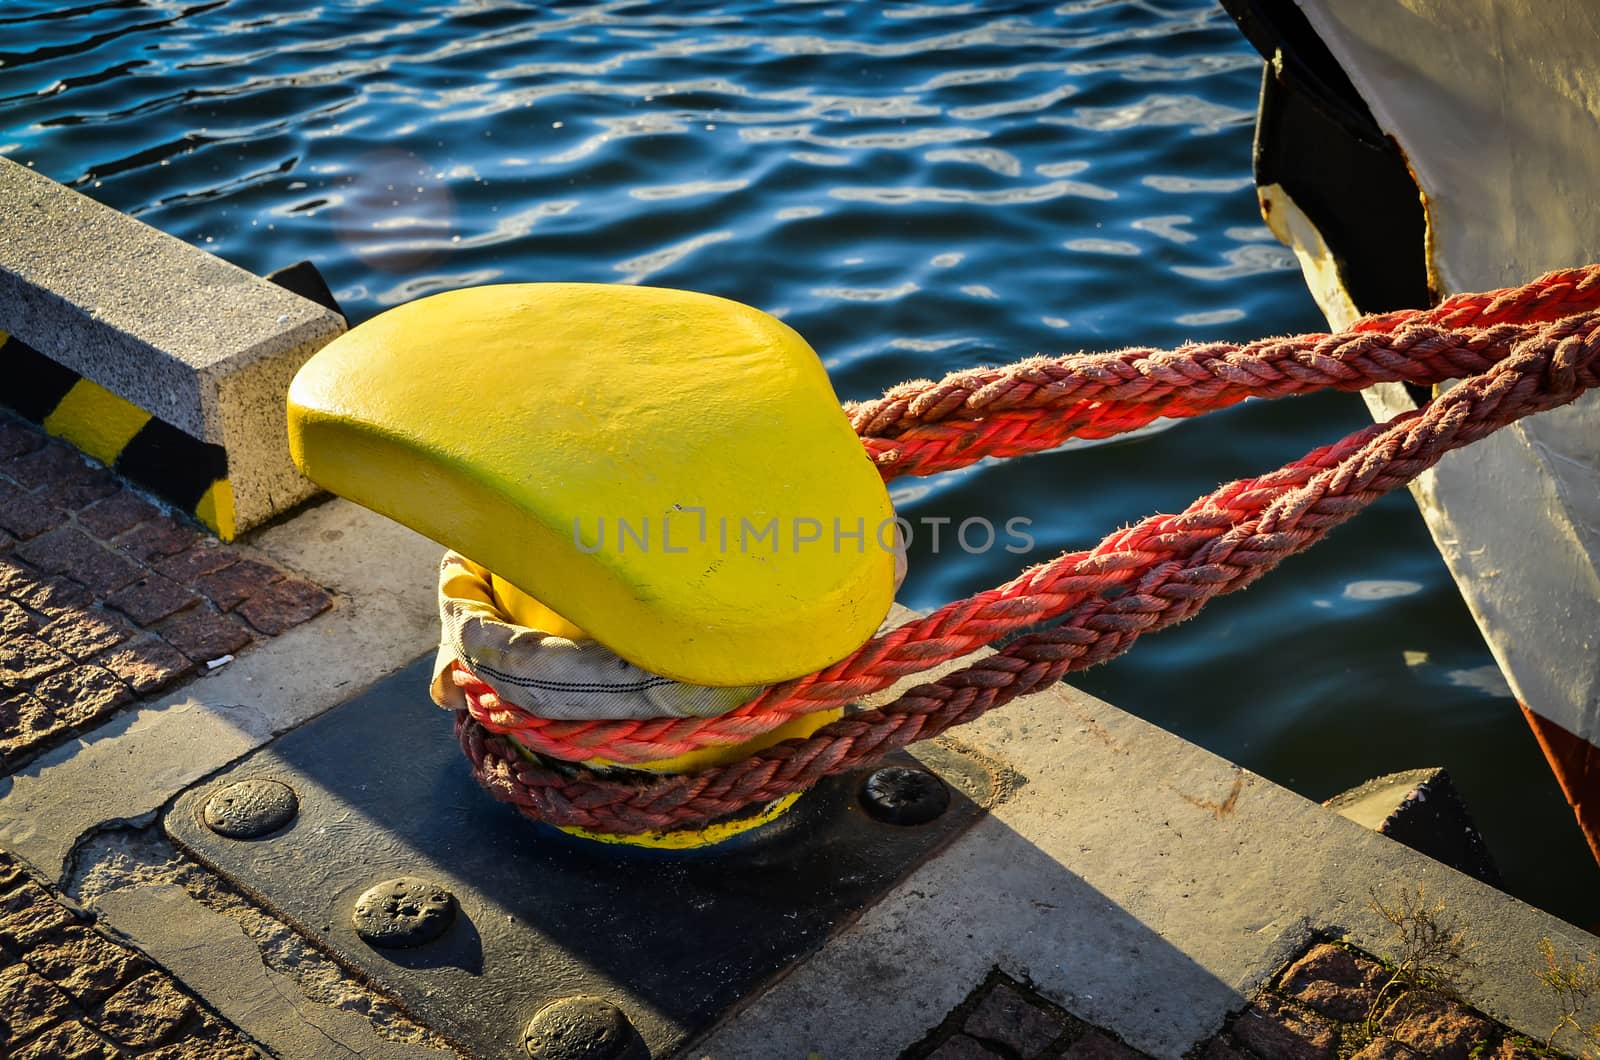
[1536, 936, 1600, 1058]
[1364, 884, 1478, 1034]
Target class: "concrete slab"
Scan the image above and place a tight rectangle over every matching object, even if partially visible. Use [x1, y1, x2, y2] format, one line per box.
[72, 829, 456, 1060]
[690, 610, 1600, 1059]
[0, 157, 346, 532]
[0, 498, 442, 880]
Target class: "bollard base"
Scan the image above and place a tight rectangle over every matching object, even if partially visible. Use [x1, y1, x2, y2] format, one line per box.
[165, 656, 1001, 1060]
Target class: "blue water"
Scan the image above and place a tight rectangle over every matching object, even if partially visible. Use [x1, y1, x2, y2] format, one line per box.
[3, 0, 1594, 928]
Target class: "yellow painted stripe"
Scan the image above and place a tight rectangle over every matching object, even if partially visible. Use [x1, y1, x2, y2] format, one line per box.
[43, 377, 152, 467]
[195, 479, 237, 541]
[556, 791, 802, 849]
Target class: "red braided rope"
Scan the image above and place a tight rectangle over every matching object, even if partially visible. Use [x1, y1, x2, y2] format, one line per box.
[850, 265, 1600, 478]
[460, 304, 1600, 833]
[457, 266, 1600, 768]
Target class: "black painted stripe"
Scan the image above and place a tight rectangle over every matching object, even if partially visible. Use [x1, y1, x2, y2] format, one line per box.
[0, 331, 233, 532]
[114, 416, 228, 512]
[0, 333, 81, 422]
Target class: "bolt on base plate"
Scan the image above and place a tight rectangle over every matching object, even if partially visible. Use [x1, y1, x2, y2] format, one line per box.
[203, 778, 298, 838]
[165, 657, 1000, 1059]
[353, 876, 457, 948]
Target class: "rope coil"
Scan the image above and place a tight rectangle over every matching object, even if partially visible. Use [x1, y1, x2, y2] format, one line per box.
[456, 265, 1600, 835]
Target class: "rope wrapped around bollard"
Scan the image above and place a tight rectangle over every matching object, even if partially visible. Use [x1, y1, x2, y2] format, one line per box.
[457, 265, 1600, 835]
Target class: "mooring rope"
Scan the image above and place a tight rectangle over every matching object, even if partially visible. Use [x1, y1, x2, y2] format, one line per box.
[456, 265, 1600, 834]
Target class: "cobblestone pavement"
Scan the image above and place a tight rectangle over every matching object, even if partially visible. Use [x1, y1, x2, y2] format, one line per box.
[903, 969, 1152, 1059]
[1201, 940, 1558, 1060]
[906, 941, 1571, 1060]
[0, 847, 260, 1058]
[0, 412, 333, 776]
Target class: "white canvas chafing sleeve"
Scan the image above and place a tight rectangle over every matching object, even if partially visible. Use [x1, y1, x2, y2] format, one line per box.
[428, 552, 763, 720]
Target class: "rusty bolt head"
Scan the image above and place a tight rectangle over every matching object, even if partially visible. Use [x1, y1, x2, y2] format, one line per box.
[352, 877, 455, 948]
[859, 765, 950, 825]
[523, 996, 645, 1060]
[203, 779, 298, 839]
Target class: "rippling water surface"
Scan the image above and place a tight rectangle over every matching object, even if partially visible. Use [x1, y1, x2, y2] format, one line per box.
[4, 0, 1595, 926]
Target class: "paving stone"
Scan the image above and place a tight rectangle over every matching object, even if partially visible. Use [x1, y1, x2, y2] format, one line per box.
[0, 597, 37, 636]
[1, 692, 56, 764]
[1279, 942, 1388, 1022]
[18, 528, 141, 595]
[0, 420, 46, 462]
[1350, 1036, 1420, 1058]
[0, 528, 13, 553]
[1056, 1030, 1147, 1058]
[0, 963, 72, 1050]
[1230, 995, 1337, 1060]
[9, 575, 93, 619]
[6, 443, 103, 493]
[193, 558, 282, 612]
[143, 1041, 256, 1060]
[115, 518, 200, 563]
[32, 466, 120, 512]
[0, 881, 78, 949]
[155, 609, 251, 663]
[1380, 996, 1497, 1060]
[16, 528, 90, 576]
[929, 1033, 1006, 1059]
[13, 1020, 124, 1060]
[95, 970, 196, 1049]
[36, 609, 133, 662]
[30, 665, 134, 727]
[92, 636, 196, 696]
[0, 480, 62, 541]
[143, 1037, 264, 1059]
[0, 856, 24, 893]
[0, 557, 40, 597]
[142, 1019, 263, 1059]
[0, 634, 72, 689]
[25, 923, 148, 1007]
[67, 548, 144, 597]
[235, 574, 332, 635]
[155, 545, 239, 585]
[67, 550, 143, 597]
[105, 573, 201, 627]
[77, 493, 160, 540]
[965, 982, 1068, 1058]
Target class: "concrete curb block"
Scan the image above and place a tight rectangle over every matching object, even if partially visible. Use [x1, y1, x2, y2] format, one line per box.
[0, 156, 346, 538]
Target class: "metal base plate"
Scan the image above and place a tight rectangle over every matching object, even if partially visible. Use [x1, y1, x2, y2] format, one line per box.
[166, 657, 998, 1059]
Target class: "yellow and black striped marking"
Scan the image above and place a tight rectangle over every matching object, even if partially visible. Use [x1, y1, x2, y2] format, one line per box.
[1, 329, 236, 539]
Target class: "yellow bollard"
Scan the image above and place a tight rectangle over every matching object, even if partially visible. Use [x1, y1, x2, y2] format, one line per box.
[288, 283, 896, 846]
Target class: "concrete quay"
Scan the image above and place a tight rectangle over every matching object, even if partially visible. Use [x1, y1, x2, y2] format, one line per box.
[0, 407, 1595, 1058]
[0, 160, 1593, 1054]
